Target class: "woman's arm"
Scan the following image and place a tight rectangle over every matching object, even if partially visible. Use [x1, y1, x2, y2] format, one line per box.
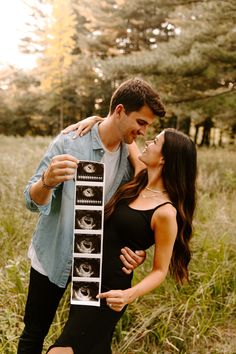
[98, 204, 177, 312]
[62, 116, 104, 138]
[128, 142, 146, 175]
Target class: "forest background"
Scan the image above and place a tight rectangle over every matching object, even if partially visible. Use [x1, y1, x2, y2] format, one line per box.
[0, 0, 236, 353]
[0, 0, 235, 145]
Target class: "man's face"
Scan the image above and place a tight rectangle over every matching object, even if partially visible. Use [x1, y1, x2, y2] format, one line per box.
[118, 105, 155, 144]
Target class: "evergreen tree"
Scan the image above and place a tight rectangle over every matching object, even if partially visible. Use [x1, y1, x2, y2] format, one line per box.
[98, 0, 236, 143]
[75, 0, 175, 58]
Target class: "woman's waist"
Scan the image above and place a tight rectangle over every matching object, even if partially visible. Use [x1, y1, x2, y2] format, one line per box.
[101, 266, 133, 290]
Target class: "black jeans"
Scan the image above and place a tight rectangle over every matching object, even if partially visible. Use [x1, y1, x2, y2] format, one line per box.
[17, 267, 69, 354]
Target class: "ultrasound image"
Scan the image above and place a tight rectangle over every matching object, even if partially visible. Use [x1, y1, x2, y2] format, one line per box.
[76, 186, 103, 206]
[75, 210, 102, 230]
[74, 234, 101, 254]
[72, 281, 99, 302]
[73, 258, 100, 278]
[76, 162, 104, 182]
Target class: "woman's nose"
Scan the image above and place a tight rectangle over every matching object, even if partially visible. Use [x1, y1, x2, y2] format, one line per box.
[145, 140, 153, 147]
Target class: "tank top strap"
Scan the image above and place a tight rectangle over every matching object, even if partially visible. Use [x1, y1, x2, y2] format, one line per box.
[153, 201, 174, 211]
[140, 201, 175, 226]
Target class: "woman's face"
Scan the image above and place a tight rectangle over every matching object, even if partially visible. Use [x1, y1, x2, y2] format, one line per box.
[139, 131, 165, 168]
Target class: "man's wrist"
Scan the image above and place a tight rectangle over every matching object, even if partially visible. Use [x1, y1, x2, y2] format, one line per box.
[41, 171, 54, 190]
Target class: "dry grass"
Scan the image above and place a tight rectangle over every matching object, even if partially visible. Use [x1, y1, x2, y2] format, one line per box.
[0, 136, 235, 354]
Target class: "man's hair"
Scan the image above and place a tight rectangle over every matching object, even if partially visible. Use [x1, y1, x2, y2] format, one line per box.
[109, 78, 166, 117]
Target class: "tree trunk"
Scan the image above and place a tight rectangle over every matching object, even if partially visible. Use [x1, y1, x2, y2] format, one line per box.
[178, 117, 191, 135]
[199, 117, 213, 146]
[194, 125, 199, 144]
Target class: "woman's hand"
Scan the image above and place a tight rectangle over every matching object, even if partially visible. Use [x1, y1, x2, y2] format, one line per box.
[97, 288, 133, 312]
[62, 116, 104, 138]
[120, 247, 146, 274]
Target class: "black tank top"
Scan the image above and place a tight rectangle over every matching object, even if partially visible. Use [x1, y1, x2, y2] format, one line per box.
[102, 201, 174, 291]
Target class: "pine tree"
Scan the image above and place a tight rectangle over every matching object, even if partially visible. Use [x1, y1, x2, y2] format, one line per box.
[75, 0, 174, 58]
[97, 0, 236, 142]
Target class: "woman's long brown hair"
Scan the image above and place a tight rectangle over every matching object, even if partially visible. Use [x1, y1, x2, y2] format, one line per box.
[105, 128, 197, 284]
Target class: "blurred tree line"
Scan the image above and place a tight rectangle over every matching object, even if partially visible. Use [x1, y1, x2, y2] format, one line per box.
[0, 0, 235, 145]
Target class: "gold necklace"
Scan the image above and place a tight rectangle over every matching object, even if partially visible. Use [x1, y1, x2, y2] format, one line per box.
[145, 186, 167, 194]
[141, 187, 167, 199]
[141, 193, 160, 198]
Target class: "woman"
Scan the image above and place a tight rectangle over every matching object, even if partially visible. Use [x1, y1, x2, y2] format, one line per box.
[48, 128, 197, 354]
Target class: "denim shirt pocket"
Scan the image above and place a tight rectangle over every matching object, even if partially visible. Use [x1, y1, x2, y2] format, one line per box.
[64, 144, 89, 162]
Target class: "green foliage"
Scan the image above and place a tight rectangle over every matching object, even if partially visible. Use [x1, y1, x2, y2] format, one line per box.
[99, 0, 236, 132]
[0, 136, 235, 353]
[0, 0, 235, 138]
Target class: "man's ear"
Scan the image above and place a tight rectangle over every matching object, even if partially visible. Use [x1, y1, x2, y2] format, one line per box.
[115, 104, 125, 115]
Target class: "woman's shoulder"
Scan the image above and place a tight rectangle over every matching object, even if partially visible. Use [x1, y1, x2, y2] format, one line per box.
[151, 202, 177, 225]
[151, 202, 177, 237]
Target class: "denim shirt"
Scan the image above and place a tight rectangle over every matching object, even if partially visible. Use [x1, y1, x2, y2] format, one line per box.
[24, 124, 132, 287]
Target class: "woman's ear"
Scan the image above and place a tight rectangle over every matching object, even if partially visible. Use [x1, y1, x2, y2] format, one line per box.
[160, 156, 165, 165]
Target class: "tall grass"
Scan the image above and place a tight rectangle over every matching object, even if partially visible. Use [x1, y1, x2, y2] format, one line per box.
[0, 136, 235, 354]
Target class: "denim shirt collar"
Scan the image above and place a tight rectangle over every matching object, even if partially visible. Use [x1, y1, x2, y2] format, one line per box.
[91, 122, 129, 159]
[91, 123, 103, 150]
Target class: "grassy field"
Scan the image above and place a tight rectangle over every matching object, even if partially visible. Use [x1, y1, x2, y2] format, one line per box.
[0, 135, 235, 354]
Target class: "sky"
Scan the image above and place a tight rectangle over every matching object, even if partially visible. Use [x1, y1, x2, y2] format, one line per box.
[0, 0, 37, 69]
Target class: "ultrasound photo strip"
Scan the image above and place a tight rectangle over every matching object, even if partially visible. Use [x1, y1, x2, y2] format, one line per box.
[71, 161, 105, 307]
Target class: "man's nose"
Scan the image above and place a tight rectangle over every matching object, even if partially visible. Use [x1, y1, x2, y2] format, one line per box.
[138, 126, 147, 136]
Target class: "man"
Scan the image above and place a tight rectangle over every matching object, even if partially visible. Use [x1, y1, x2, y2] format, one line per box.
[17, 78, 165, 354]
